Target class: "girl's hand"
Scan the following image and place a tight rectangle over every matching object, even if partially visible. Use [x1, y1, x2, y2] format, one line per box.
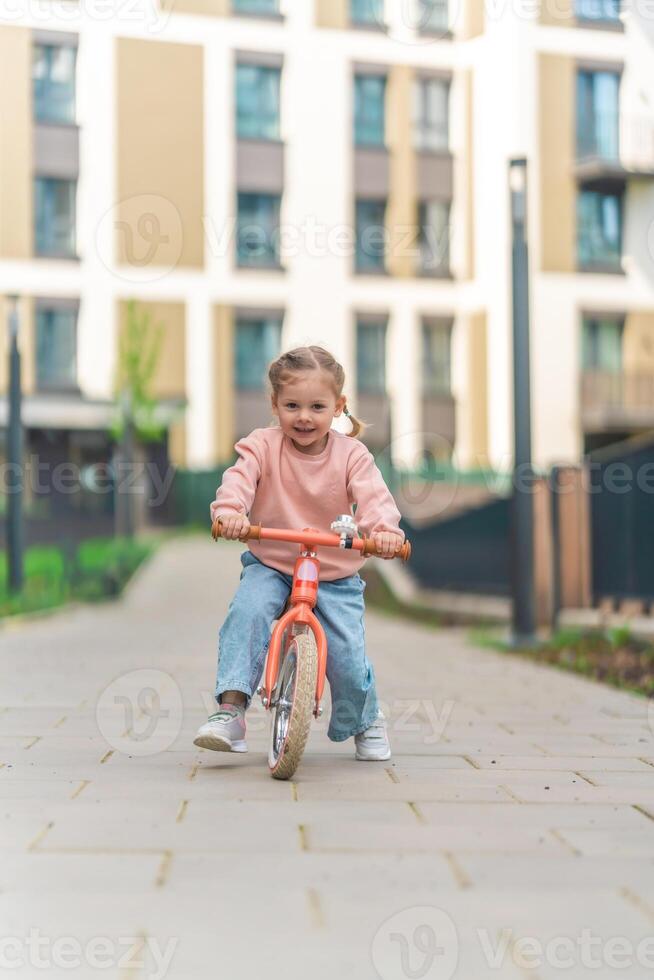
[216, 513, 251, 541]
[371, 530, 404, 560]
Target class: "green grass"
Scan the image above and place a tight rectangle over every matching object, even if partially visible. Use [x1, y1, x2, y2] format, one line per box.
[470, 625, 654, 699]
[0, 536, 155, 619]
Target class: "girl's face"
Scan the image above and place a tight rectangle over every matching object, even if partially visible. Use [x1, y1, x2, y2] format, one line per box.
[272, 371, 346, 455]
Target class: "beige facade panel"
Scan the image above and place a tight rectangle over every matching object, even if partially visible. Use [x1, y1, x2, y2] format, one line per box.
[623, 312, 654, 374]
[315, 0, 347, 28]
[160, 0, 228, 15]
[116, 38, 204, 271]
[214, 305, 235, 463]
[0, 27, 32, 259]
[386, 65, 416, 279]
[117, 299, 187, 400]
[540, 0, 573, 27]
[539, 54, 575, 273]
[464, 70, 475, 280]
[117, 299, 187, 465]
[467, 312, 489, 464]
[463, 0, 485, 38]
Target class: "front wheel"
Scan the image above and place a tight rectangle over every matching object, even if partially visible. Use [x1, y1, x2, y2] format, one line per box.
[268, 632, 318, 781]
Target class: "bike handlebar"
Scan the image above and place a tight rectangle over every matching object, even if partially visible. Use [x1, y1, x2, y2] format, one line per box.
[211, 519, 411, 563]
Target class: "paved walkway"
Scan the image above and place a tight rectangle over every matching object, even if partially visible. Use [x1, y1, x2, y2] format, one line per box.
[2, 536, 654, 980]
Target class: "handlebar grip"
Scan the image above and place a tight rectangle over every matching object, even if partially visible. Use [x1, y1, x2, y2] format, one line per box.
[361, 536, 412, 562]
[211, 518, 261, 542]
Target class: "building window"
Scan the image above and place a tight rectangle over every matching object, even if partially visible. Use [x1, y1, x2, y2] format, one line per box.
[350, 0, 384, 25]
[575, 0, 620, 22]
[418, 0, 449, 32]
[354, 74, 386, 147]
[236, 63, 281, 141]
[582, 315, 623, 373]
[34, 177, 76, 257]
[36, 306, 77, 390]
[357, 320, 387, 394]
[232, 0, 279, 14]
[577, 70, 620, 162]
[236, 193, 281, 268]
[32, 43, 76, 124]
[235, 317, 282, 389]
[577, 188, 623, 270]
[422, 319, 451, 395]
[355, 199, 387, 273]
[418, 201, 450, 275]
[413, 77, 449, 151]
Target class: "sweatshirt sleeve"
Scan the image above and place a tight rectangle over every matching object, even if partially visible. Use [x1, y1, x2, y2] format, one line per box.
[209, 431, 263, 523]
[346, 444, 405, 540]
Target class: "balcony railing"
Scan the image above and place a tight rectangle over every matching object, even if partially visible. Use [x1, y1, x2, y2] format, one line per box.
[576, 113, 654, 179]
[581, 370, 654, 430]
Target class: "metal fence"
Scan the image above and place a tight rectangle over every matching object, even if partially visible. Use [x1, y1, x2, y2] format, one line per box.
[588, 435, 654, 603]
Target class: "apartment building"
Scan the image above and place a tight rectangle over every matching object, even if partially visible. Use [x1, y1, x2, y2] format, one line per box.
[0, 0, 652, 483]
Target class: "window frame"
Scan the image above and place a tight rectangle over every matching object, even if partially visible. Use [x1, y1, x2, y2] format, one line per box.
[577, 185, 624, 272]
[235, 62, 281, 141]
[34, 176, 77, 258]
[355, 198, 387, 274]
[356, 318, 388, 395]
[354, 73, 387, 148]
[32, 41, 77, 125]
[236, 191, 283, 269]
[234, 315, 283, 390]
[413, 75, 450, 152]
[422, 317, 452, 396]
[35, 303, 79, 393]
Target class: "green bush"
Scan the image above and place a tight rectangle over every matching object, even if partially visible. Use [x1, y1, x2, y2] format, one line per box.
[0, 537, 154, 619]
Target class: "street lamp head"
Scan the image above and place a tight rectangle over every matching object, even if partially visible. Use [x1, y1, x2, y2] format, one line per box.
[509, 158, 527, 194]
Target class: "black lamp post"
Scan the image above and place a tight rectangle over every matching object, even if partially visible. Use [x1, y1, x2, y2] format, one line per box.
[509, 158, 536, 645]
[7, 295, 24, 593]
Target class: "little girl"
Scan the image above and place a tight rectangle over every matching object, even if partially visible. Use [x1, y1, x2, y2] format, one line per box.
[194, 345, 405, 761]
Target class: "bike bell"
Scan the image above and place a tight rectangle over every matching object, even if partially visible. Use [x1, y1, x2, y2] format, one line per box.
[330, 514, 358, 548]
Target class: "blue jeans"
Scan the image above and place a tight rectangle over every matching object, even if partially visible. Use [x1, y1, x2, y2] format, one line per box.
[216, 550, 379, 741]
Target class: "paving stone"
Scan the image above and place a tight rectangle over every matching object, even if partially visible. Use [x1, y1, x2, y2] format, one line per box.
[3, 536, 654, 978]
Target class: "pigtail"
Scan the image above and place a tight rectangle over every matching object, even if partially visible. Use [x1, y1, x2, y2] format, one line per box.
[343, 409, 367, 440]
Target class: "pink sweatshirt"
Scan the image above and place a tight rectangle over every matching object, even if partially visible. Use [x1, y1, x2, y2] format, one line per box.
[210, 426, 405, 580]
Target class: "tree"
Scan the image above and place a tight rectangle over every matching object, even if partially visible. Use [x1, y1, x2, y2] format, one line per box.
[111, 300, 185, 537]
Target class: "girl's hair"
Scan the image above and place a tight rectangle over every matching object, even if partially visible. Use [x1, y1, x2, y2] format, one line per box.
[268, 345, 367, 439]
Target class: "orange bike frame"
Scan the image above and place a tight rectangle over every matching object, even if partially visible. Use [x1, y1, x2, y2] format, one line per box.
[261, 529, 329, 717]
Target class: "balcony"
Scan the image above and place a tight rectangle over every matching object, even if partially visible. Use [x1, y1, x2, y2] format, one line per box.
[575, 113, 654, 184]
[581, 370, 654, 431]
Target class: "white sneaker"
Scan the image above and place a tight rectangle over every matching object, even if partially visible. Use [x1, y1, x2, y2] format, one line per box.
[354, 711, 391, 761]
[193, 704, 247, 753]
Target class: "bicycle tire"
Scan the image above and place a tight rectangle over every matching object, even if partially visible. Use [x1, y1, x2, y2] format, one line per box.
[268, 632, 318, 781]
